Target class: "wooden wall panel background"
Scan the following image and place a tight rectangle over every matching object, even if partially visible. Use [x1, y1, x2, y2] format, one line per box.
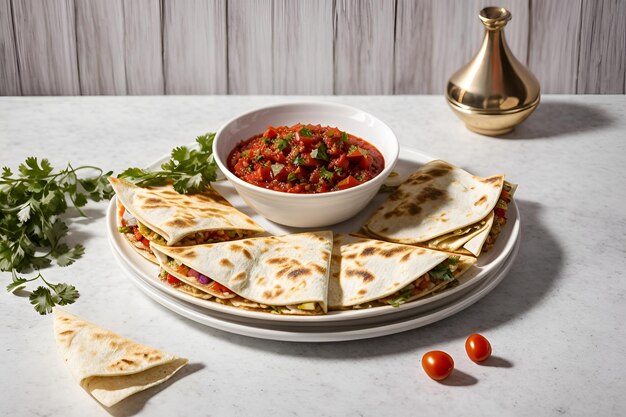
[75, 0, 126, 95]
[334, 0, 396, 94]
[123, 0, 164, 95]
[273, 0, 334, 94]
[528, 0, 583, 93]
[577, 0, 626, 94]
[163, 0, 227, 94]
[228, 0, 273, 94]
[0, 0, 20, 95]
[1, 0, 625, 95]
[12, 0, 79, 95]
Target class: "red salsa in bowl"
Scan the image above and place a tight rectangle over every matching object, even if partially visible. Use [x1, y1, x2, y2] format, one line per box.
[227, 124, 385, 194]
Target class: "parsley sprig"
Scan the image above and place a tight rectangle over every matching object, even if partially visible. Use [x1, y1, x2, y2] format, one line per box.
[119, 133, 218, 194]
[1, 158, 113, 314]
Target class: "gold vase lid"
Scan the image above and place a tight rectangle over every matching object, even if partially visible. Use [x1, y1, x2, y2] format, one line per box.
[446, 7, 540, 135]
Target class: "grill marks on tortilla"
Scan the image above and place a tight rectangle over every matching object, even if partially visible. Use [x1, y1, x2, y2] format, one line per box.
[228, 244, 252, 260]
[165, 217, 197, 228]
[263, 285, 284, 299]
[136, 188, 241, 228]
[479, 175, 504, 187]
[346, 268, 375, 283]
[219, 258, 234, 268]
[383, 186, 447, 219]
[233, 271, 247, 282]
[287, 267, 312, 279]
[358, 243, 411, 259]
[474, 195, 488, 206]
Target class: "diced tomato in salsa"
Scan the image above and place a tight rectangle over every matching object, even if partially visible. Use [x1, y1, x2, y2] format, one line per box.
[227, 124, 384, 194]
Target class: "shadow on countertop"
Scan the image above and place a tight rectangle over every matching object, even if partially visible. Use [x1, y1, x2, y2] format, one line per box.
[174, 199, 564, 359]
[104, 362, 204, 417]
[493, 101, 615, 140]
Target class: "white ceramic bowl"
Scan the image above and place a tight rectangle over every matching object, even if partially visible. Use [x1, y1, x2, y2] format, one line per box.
[213, 102, 399, 227]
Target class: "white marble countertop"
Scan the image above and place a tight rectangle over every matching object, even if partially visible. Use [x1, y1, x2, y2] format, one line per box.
[1, 95, 625, 417]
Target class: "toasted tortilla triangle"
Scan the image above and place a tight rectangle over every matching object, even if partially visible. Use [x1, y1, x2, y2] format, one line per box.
[363, 160, 505, 255]
[53, 309, 187, 407]
[151, 231, 333, 314]
[109, 177, 264, 246]
[328, 234, 476, 309]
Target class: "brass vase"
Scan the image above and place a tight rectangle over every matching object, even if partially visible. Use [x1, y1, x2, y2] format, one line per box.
[446, 7, 540, 136]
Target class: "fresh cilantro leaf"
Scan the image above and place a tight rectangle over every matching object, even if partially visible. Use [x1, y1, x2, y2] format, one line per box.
[17, 203, 31, 223]
[29, 286, 55, 315]
[120, 132, 218, 194]
[319, 166, 334, 181]
[310, 143, 329, 162]
[389, 286, 413, 307]
[276, 138, 290, 151]
[19, 157, 54, 179]
[293, 155, 305, 166]
[54, 244, 85, 267]
[6, 277, 28, 293]
[73, 193, 88, 208]
[171, 146, 191, 162]
[299, 127, 313, 137]
[430, 262, 455, 281]
[2, 156, 112, 314]
[340, 132, 349, 142]
[118, 167, 150, 180]
[334, 166, 344, 175]
[49, 282, 79, 306]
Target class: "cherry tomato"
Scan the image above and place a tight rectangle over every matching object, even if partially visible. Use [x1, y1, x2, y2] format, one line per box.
[421, 351, 454, 381]
[465, 333, 492, 363]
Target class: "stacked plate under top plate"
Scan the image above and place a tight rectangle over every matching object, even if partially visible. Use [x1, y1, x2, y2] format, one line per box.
[107, 148, 521, 342]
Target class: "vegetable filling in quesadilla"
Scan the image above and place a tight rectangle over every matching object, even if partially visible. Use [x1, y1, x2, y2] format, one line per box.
[151, 231, 333, 316]
[117, 202, 256, 247]
[328, 235, 476, 310]
[484, 181, 515, 252]
[109, 177, 264, 263]
[158, 260, 324, 315]
[379, 257, 461, 307]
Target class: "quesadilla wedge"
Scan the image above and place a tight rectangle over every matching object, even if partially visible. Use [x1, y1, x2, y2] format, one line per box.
[151, 231, 333, 315]
[363, 160, 516, 256]
[328, 234, 476, 309]
[53, 309, 187, 407]
[109, 177, 264, 263]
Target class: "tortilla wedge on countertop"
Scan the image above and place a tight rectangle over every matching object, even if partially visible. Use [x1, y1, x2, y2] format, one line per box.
[53, 309, 187, 407]
[151, 231, 334, 315]
[109, 177, 264, 263]
[328, 234, 475, 309]
[362, 160, 516, 257]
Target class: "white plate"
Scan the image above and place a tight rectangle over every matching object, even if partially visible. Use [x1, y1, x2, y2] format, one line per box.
[111, 231, 520, 342]
[106, 147, 520, 324]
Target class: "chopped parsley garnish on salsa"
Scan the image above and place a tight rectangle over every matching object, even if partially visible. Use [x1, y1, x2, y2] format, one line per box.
[227, 124, 385, 193]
